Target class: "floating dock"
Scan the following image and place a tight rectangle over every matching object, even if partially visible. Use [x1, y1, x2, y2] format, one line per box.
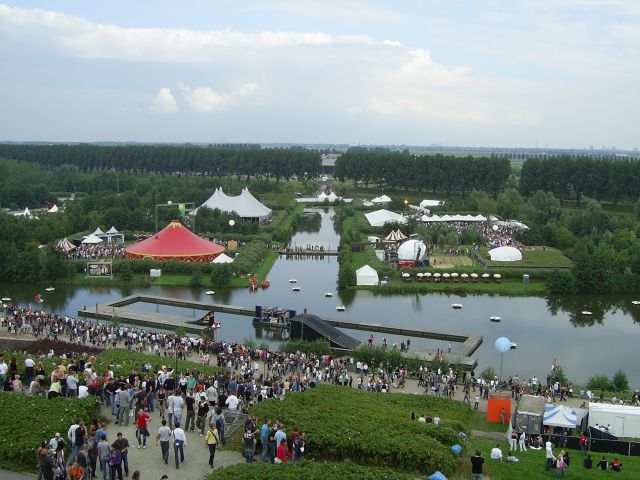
[78, 294, 482, 368]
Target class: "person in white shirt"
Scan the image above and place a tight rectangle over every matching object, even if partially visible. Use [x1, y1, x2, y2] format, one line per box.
[24, 357, 36, 384]
[172, 423, 187, 469]
[78, 385, 89, 398]
[0, 357, 8, 391]
[172, 392, 185, 427]
[490, 444, 503, 461]
[225, 394, 239, 411]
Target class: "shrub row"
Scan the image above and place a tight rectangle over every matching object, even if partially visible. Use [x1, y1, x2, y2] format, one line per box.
[249, 384, 470, 476]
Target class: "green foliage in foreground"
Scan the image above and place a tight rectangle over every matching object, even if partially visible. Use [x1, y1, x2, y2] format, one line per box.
[464, 437, 640, 480]
[250, 384, 471, 476]
[279, 339, 332, 356]
[210, 461, 414, 479]
[0, 393, 100, 472]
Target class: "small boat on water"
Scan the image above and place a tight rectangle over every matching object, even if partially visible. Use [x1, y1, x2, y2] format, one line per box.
[292, 286, 301, 292]
[288, 279, 298, 284]
[261, 280, 270, 289]
[324, 292, 333, 298]
[205, 291, 215, 295]
[44, 287, 55, 292]
[632, 300, 640, 305]
[451, 304, 463, 309]
[581, 311, 593, 316]
[336, 305, 346, 312]
[490, 316, 502, 322]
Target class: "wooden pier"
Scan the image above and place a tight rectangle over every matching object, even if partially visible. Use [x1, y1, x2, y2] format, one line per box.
[276, 249, 338, 256]
[77, 294, 482, 368]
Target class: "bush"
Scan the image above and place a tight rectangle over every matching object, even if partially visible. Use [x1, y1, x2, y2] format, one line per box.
[480, 366, 496, 381]
[279, 339, 332, 356]
[210, 264, 232, 287]
[234, 240, 269, 274]
[208, 461, 414, 480]
[587, 374, 612, 392]
[0, 393, 100, 472]
[249, 384, 469, 476]
[546, 269, 577, 293]
[22, 339, 104, 356]
[337, 260, 356, 288]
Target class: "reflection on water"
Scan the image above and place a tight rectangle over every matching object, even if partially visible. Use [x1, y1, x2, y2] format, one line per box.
[2, 207, 640, 386]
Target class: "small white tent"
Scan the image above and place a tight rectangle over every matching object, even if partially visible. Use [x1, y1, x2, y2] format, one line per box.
[489, 246, 523, 262]
[91, 227, 105, 236]
[371, 194, 391, 204]
[544, 405, 577, 429]
[364, 209, 406, 227]
[47, 204, 59, 213]
[82, 234, 104, 245]
[420, 199, 442, 208]
[356, 265, 379, 286]
[212, 253, 234, 264]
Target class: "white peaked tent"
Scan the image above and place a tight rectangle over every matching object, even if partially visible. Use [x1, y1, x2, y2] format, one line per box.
[47, 204, 59, 213]
[22, 207, 32, 217]
[212, 252, 234, 264]
[56, 238, 76, 252]
[489, 246, 523, 262]
[397, 239, 427, 261]
[364, 209, 406, 227]
[543, 405, 577, 428]
[91, 227, 105, 236]
[356, 265, 379, 286]
[371, 194, 391, 204]
[194, 187, 271, 220]
[82, 234, 104, 245]
[104, 226, 125, 244]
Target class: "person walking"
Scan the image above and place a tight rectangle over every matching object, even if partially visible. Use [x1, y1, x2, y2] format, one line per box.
[293, 432, 305, 462]
[97, 434, 110, 480]
[136, 409, 151, 448]
[509, 430, 517, 452]
[204, 423, 220, 468]
[545, 441, 555, 471]
[107, 445, 122, 480]
[116, 386, 132, 426]
[243, 426, 256, 463]
[156, 420, 171, 465]
[470, 449, 485, 480]
[172, 422, 187, 469]
[555, 451, 567, 477]
[69, 421, 86, 468]
[112, 433, 130, 478]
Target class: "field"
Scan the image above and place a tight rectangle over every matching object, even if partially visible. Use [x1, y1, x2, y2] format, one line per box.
[481, 246, 573, 268]
[462, 437, 640, 480]
[249, 383, 471, 476]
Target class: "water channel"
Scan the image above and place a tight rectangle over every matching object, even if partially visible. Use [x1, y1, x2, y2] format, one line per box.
[2, 207, 639, 386]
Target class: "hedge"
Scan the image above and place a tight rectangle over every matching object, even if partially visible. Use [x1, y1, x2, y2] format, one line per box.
[0, 393, 100, 472]
[249, 384, 470, 476]
[209, 461, 414, 479]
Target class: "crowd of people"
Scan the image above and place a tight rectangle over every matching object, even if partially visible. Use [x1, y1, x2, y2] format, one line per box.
[63, 244, 126, 260]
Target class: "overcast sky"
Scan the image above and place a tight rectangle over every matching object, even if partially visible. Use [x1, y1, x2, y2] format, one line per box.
[0, 1, 638, 148]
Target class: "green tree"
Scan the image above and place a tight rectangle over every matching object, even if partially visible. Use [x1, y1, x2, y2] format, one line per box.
[337, 261, 356, 288]
[119, 262, 133, 282]
[480, 366, 496, 381]
[587, 375, 612, 392]
[497, 188, 524, 219]
[210, 264, 231, 287]
[546, 269, 577, 293]
[612, 370, 629, 392]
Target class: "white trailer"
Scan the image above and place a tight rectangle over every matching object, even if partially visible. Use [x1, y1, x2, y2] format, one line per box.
[588, 403, 640, 438]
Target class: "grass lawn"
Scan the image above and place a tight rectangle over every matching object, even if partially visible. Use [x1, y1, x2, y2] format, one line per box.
[467, 411, 510, 433]
[481, 246, 573, 268]
[460, 437, 639, 479]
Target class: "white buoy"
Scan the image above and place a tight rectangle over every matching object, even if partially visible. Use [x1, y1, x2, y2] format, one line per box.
[205, 291, 215, 295]
[451, 303, 463, 309]
[336, 305, 346, 312]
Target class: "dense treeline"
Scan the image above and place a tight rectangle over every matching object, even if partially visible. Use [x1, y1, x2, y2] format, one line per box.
[335, 152, 510, 195]
[0, 144, 321, 180]
[520, 156, 640, 203]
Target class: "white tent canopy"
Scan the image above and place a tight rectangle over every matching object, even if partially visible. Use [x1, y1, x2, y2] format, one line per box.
[193, 187, 272, 220]
[356, 265, 379, 286]
[212, 252, 234, 264]
[489, 246, 523, 262]
[365, 209, 406, 227]
[82, 234, 104, 245]
[47, 204, 59, 213]
[371, 194, 391, 204]
[422, 214, 487, 223]
[56, 237, 76, 252]
[397, 239, 427, 261]
[419, 199, 443, 208]
[91, 227, 105, 236]
[544, 405, 577, 428]
[103, 226, 125, 244]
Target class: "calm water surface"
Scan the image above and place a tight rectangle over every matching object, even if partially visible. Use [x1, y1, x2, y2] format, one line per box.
[2, 208, 639, 386]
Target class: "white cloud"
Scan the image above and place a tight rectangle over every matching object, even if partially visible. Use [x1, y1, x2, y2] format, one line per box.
[178, 82, 260, 112]
[150, 88, 178, 113]
[249, 0, 407, 24]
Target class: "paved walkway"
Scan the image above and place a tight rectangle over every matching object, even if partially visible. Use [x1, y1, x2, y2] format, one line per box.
[96, 404, 244, 479]
[0, 470, 34, 479]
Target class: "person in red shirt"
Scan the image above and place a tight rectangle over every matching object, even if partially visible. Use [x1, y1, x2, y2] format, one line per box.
[276, 438, 293, 464]
[136, 409, 151, 448]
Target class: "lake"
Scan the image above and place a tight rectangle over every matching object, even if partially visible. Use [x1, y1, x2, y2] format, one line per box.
[2, 207, 639, 387]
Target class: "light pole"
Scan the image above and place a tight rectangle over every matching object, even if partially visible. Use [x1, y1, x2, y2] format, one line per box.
[403, 198, 408, 214]
[155, 200, 173, 234]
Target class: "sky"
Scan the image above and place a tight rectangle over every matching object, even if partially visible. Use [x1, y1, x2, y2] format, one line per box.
[0, 0, 638, 149]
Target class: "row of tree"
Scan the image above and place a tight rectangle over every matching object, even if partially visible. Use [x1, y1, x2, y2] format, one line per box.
[334, 152, 511, 195]
[519, 156, 640, 203]
[0, 144, 321, 181]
